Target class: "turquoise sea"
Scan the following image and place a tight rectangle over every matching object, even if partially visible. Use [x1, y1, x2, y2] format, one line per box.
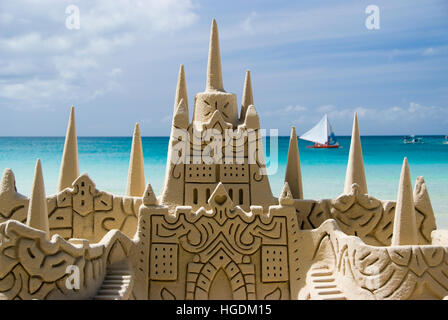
[1, 136, 447, 227]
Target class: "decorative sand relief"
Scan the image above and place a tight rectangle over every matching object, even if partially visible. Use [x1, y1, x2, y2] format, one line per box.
[0, 171, 141, 243]
[0, 220, 134, 300]
[0, 19, 447, 300]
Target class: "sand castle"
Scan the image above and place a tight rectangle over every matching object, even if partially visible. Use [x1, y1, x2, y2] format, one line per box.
[0, 19, 447, 300]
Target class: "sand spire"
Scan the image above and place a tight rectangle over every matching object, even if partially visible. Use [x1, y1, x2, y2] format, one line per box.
[58, 106, 79, 192]
[279, 182, 294, 206]
[126, 123, 146, 197]
[414, 176, 436, 243]
[391, 158, 418, 246]
[414, 176, 434, 217]
[244, 105, 260, 129]
[173, 98, 189, 129]
[143, 183, 157, 206]
[344, 112, 367, 195]
[240, 70, 253, 121]
[0, 168, 17, 195]
[206, 19, 224, 92]
[285, 126, 303, 199]
[26, 159, 50, 239]
[174, 64, 188, 112]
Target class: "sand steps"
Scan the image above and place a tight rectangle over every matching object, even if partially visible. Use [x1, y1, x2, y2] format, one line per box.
[93, 267, 133, 300]
[308, 265, 347, 300]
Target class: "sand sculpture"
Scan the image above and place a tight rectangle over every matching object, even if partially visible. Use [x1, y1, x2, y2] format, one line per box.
[0, 19, 447, 300]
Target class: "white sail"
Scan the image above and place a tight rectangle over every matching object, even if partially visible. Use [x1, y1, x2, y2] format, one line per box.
[299, 115, 328, 144]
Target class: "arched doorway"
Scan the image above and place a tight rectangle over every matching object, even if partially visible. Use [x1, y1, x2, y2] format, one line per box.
[209, 268, 233, 300]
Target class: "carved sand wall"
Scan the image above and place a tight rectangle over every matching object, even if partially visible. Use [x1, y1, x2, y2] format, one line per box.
[294, 183, 436, 247]
[134, 182, 299, 300]
[47, 174, 140, 242]
[297, 220, 448, 300]
[0, 219, 134, 300]
[0, 170, 140, 243]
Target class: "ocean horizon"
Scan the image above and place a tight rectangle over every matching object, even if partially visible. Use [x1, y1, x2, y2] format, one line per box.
[1, 135, 447, 227]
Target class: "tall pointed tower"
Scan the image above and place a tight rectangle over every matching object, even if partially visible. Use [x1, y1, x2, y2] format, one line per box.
[240, 70, 253, 122]
[174, 64, 188, 112]
[126, 123, 146, 197]
[285, 126, 303, 199]
[160, 19, 275, 211]
[58, 106, 80, 192]
[192, 19, 239, 127]
[391, 158, 418, 246]
[344, 113, 367, 195]
[27, 159, 50, 239]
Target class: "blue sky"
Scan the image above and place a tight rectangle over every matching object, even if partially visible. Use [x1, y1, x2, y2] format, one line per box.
[0, 0, 447, 136]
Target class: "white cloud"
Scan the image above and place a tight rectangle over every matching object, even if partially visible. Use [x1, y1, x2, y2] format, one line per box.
[0, 78, 69, 109]
[0, 12, 14, 25]
[109, 68, 123, 78]
[0, 0, 199, 111]
[317, 105, 335, 113]
[271, 102, 448, 135]
[263, 104, 307, 116]
[284, 105, 307, 113]
[323, 103, 448, 131]
[423, 47, 435, 56]
[0, 60, 38, 76]
[0, 33, 41, 51]
[80, 0, 198, 35]
[241, 12, 257, 33]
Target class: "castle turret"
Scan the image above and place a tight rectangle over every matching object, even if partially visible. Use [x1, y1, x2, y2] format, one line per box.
[391, 157, 418, 246]
[126, 123, 146, 197]
[243, 105, 260, 129]
[240, 70, 253, 122]
[174, 64, 188, 112]
[279, 182, 294, 206]
[26, 159, 50, 239]
[344, 112, 367, 195]
[414, 176, 434, 218]
[285, 126, 303, 200]
[0, 168, 18, 196]
[414, 176, 436, 244]
[206, 19, 224, 92]
[173, 99, 189, 129]
[192, 19, 238, 127]
[58, 106, 79, 192]
[159, 101, 189, 208]
[143, 183, 157, 206]
[160, 19, 275, 210]
[0, 168, 28, 223]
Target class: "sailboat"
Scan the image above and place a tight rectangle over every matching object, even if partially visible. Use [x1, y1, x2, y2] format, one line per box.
[299, 114, 340, 149]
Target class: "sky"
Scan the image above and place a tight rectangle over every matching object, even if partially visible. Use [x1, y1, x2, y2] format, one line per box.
[0, 0, 447, 136]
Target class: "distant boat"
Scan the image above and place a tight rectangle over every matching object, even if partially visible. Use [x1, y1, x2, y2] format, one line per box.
[299, 114, 340, 149]
[403, 135, 424, 144]
[443, 135, 448, 144]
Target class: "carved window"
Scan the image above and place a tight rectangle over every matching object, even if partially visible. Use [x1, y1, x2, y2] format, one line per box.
[261, 246, 288, 282]
[193, 188, 198, 204]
